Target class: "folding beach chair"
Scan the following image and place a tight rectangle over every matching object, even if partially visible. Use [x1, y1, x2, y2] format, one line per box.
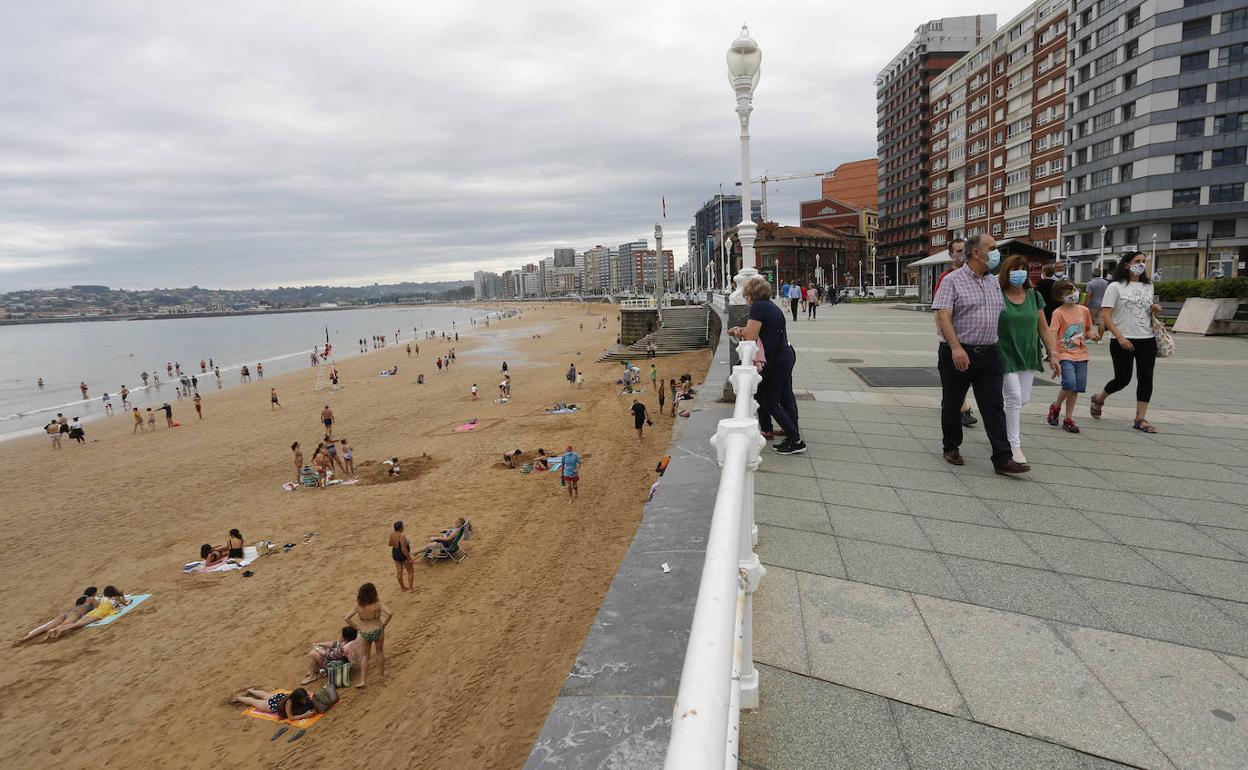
[421, 519, 473, 564]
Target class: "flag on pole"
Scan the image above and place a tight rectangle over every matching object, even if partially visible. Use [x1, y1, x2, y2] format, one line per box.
[661, 196, 666, 219]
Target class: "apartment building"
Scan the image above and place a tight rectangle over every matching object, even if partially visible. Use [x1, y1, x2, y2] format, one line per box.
[1062, 0, 1248, 279]
[876, 15, 996, 278]
[927, 0, 1069, 257]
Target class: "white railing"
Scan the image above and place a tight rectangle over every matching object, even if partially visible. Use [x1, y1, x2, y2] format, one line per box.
[665, 339, 766, 770]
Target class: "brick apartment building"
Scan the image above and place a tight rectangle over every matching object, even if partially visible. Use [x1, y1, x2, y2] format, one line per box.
[822, 159, 880, 209]
[876, 16, 996, 282]
[926, 0, 1069, 257]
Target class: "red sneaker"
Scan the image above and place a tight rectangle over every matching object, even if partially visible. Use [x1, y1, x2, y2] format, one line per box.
[1063, 418, 1081, 434]
[1047, 403, 1061, 426]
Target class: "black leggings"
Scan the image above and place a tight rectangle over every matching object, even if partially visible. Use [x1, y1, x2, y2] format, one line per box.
[1104, 337, 1157, 403]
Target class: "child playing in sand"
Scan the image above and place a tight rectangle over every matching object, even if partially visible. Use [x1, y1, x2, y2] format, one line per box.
[132, 408, 144, 433]
[503, 448, 524, 468]
[386, 458, 401, 477]
[340, 440, 354, 477]
[471, 384, 478, 400]
[343, 583, 392, 688]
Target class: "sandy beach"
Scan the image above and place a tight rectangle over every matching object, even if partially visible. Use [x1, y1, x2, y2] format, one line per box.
[0, 304, 711, 769]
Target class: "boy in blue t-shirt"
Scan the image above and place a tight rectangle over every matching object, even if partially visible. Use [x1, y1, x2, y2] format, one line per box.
[561, 444, 581, 501]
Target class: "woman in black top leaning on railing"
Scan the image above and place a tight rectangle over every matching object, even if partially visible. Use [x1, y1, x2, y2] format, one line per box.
[728, 276, 805, 455]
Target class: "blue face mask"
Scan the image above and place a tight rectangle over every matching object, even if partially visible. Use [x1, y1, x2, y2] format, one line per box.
[1008, 270, 1028, 286]
[986, 249, 1001, 270]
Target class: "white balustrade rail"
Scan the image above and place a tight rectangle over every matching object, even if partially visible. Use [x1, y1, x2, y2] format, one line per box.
[665, 338, 766, 770]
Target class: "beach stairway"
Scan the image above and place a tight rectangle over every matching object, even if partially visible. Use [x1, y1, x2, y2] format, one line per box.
[598, 305, 710, 362]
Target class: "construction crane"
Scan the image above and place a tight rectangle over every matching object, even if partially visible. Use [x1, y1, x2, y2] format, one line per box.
[737, 169, 834, 222]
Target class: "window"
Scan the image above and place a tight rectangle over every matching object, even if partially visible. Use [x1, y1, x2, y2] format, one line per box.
[1121, 102, 1136, 121]
[1120, 132, 1135, 151]
[1090, 200, 1111, 218]
[1006, 191, 1030, 209]
[1221, 43, 1248, 66]
[1125, 7, 1140, 28]
[1118, 196, 1132, 213]
[1094, 50, 1118, 75]
[1175, 151, 1203, 172]
[1215, 113, 1248, 133]
[1180, 52, 1209, 72]
[1093, 110, 1115, 131]
[1123, 69, 1138, 90]
[1081, 233, 1095, 249]
[1218, 78, 1248, 99]
[1212, 220, 1237, 238]
[1179, 86, 1207, 106]
[1212, 146, 1247, 167]
[1177, 118, 1206, 138]
[1092, 168, 1114, 187]
[1096, 22, 1120, 46]
[1172, 222, 1199, 240]
[1173, 188, 1202, 206]
[1119, 163, 1134, 182]
[1210, 183, 1245, 203]
[1124, 38, 1139, 59]
[1224, 8, 1248, 32]
[1125, 227, 1139, 244]
[1186, 0, 1212, 5]
[1094, 81, 1117, 101]
[1182, 17, 1211, 40]
[1092, 138, 1115, 160]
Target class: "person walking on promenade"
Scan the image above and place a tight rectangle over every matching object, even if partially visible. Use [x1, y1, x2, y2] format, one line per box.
[1048, 278, 1099, 434]
[806, 283, 819, 319]
[997, 255, 1059, 466]
[1083, 267, 1111, 339]
[933, 238, 978, 428]
[730, 276, 805, 454]
[1089, 251, 1163, 433]
[787, 282, 801, 321]
[931, 234, 1029, 474]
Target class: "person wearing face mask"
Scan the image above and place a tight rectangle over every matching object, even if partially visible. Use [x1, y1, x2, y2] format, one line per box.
[996, 255, 1060, 465]
[1047, 279, 1100, 433]
[931, 234, 1030, 474]
[933, 238, 978, 427]
[1090, 251, 1163, 432]
[1035, 264, 1062, 324]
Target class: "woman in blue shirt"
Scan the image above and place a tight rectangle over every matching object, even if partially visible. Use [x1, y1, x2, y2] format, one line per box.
[729, 277, 805, 454]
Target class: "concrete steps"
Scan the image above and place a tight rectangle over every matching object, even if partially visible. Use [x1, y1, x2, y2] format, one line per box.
[598, 305, 710, 362]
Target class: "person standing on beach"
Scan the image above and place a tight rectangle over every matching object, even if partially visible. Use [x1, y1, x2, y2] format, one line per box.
[120, 386, 131, 410]
[649, 364, 658, 392]
[141, 372, 149, 386]
[658, 380, 666, 416]
[191, 374, 198, 392]
[321, 405, 334, 438]
[146, 407, 156, 430]
[102, 392, 113, 415]
[567, 364, 577, 387]
[561, 444, 581, 501]
[669, 378, 677, 417]
[291, 442, 303, 483]
[631, 399, 651, 439]
[341, 439, 355, 477]
[406, 344, 411, 357]
[271, 388, 281, 409]
[240, 365, 251, 383]
[80, 381, 89, 399]
[161, 401, 174, 427]
[214, 366, 221, 388]
[69, 416, 85, 443]
[132, 407, 144, 434]
[389, 522, 414, 592]
[47, 421, 62, 449]
[501, 361, 508, 376]
[436, 357, 443, 372]
[471, 383, 479, 400]
[256, 362, 264, 380]
[193, 393, 203, 420]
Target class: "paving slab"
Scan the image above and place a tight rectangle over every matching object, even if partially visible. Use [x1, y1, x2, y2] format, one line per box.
[753, 495, 833, 535]
[987, 500, 1121, 541]
[1019, 532, 1189, 590]
[914, 596, 1173, 769]
[918, 519, 1050, 569]
[755, 471, 822, 502]
[809, 458, 890, 485]
[752, 566, 810, 675]
[1083, 512, 1242, 560]
[756, 453, 815, 477]
[739, 664, 910, 770]
[826, 505, 933, 550]
[1145, 498, 1248, 531]
[795, 573, 968, 716]
[838, 538, 968, 602]
[1135, 549, 1248, 603]
[895, 487, 1003, 525]
[1062, 625, 1248, 770]
[755, 524, 845, 579]
[939, 555, 1110, 627]
[817, 478, 908, 513]
[1066, 576, 1248, 657]
[890, 700, 1135, 770]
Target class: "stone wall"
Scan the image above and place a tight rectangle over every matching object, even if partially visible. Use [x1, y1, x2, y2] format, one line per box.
[620, 308, 660, 345]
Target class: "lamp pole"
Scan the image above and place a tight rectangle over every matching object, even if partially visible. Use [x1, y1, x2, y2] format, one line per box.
[727, 25, 762, 304]
[1099, 224, 1108, 275]
[1150, 233, 1157, 274]
[1053, 193, 1067, 275]
[655, 223, 664, 305]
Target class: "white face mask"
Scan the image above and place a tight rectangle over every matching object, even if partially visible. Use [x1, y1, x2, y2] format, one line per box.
[1129, 263, 1146, 275]
[1064, 293, 1079, 304]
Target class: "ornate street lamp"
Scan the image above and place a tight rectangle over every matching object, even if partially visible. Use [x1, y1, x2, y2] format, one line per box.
[727, 25, 761, 304]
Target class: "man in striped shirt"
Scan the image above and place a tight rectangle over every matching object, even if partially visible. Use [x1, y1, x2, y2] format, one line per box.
[931, 234, 1029, 475]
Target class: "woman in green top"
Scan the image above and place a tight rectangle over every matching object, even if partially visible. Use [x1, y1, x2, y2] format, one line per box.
[997, 255, 1059, 466]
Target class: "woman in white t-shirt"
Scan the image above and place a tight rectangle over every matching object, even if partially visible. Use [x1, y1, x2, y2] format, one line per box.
[1089, 251, 1163, 432]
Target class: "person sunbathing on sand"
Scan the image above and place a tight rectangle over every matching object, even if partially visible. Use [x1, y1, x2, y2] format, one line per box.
[17, 587, 96, 644]
[503, 448, 524, 468]
[233, 688, 315, 721]
[533, 448, 549, 471]
[200, 544, 229, 566]
[46, 586, 129, 640]
[300, 626, 362, 685]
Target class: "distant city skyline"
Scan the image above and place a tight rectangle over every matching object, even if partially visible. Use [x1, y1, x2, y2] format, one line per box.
[2, 1, 1032, 290]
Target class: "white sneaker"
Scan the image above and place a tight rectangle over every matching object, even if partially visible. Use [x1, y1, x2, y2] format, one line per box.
[1011, 447, 1028, 465]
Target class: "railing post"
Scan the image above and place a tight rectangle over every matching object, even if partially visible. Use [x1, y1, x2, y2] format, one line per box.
[738, 428, 766, 708]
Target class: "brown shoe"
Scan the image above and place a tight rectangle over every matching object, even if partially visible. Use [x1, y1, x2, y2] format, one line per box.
[943, 449, 964, 466]
[994, 460, 1031, 475]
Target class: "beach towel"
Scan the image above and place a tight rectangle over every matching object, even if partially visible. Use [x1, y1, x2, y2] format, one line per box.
[545, 407, 578, 414]
[547, 457, 564, 472]
[242, 690, 329, 729]
[88, 594, 152, 627]
[453, 421, 479, 432]
[326, 478, 360, 486]
[183, 545, 264, 574]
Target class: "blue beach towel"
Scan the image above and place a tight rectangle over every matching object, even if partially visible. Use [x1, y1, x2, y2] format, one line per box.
[88, 594, 152, 627]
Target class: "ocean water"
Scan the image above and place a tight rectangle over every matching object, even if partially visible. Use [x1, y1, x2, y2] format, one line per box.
[0, 305, 493, 440]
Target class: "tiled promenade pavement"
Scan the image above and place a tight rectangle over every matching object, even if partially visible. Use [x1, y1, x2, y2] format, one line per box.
[740, 303, 1248, 770]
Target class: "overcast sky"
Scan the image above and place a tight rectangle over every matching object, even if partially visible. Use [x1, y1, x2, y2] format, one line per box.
[1, 0, 1032, 290]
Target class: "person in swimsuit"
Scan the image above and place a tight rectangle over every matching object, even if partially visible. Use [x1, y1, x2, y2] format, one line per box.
[193, 393, 202, 419]
[312, 444, 328, 487]
[344, 582, 392, 688]
[533, 448, 549, 471]
[200, 543, 229, 566]
[226, 529, 245, 560]
[17, 587, 97, 643]
[324, 436, 344, 475]
[232, 688, 315, 721]
[47, 586, 129, 640]
[389, 521, 414, 591]
[321, 406, 334, 438]
[300, 626, 359, 685]
[291, 441, 303, 483]
[503, 448, 524, 468]
[421, 517, 467, 558]
[340, 439, 354, 477]
[271, 388, 280, 409]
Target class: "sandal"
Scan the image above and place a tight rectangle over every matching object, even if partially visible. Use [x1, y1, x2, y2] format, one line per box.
[1133, 419, 1158, 434]
[1089, 394, 1104, 420]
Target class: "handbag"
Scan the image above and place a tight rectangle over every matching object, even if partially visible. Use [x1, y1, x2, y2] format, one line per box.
[313, 681, 339, 713]
[327, 661, 351, 688]
[1152, 317, 1175, 358]
[752, 341, 766, 373]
